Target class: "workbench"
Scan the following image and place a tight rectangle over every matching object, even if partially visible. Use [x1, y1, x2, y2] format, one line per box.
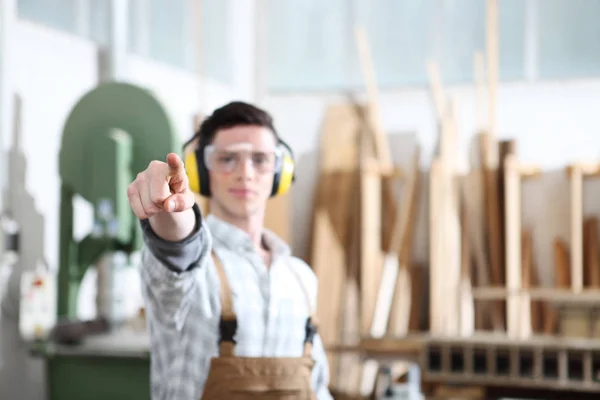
[31, 330, 151, 400]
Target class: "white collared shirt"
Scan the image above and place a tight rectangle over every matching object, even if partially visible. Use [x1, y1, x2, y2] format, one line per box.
[140, 205, 332, 400]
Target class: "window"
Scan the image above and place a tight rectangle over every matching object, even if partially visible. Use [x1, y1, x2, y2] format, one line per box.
[17, 0, 109, 45]
[146, 0, 190, 68]
[267, 0, 527, 91]
[126, 0, 231, 81]
[18, 0, 78, 33]
[267, 0, 352, 91]
[538, 0, 600, 79]
[89, 0, 110, 46]
[200, 0, 232, 83]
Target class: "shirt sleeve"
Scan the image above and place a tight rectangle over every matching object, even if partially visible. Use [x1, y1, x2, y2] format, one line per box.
[138, 203, 211, 329]
[139, 203, 205, 272]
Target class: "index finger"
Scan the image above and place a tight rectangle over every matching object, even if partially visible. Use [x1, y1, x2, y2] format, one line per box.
[166, 153, 185, 176]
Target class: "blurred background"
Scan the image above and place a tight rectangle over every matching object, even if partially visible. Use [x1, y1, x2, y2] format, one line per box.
[1, 0, 600, 399]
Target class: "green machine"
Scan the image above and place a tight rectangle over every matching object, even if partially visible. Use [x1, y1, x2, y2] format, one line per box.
[34, 82, 181, 400]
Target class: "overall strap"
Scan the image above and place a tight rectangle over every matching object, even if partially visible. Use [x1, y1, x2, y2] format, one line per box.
[288, 265, 319, 357]
[212, 252, 237, 356]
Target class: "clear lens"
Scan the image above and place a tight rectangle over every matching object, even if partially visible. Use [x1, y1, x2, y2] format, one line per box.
[204, 145, 281, 174]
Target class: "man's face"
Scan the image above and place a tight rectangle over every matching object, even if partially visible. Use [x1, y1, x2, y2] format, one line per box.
[207, 125, 277, 219]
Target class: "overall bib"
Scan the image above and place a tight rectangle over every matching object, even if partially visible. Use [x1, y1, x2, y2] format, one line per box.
[201, 254, 318, 400]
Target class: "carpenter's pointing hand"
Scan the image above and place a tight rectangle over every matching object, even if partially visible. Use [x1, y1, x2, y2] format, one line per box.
[127, 153, 196, 219]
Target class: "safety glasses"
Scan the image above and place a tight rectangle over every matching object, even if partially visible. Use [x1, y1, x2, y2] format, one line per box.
[204, 144, 282, 174]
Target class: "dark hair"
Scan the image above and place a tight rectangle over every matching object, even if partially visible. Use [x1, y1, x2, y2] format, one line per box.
[185, 101, 277, 150]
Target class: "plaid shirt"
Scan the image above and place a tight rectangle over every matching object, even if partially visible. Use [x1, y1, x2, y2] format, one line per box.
[139, 204, 332, 400]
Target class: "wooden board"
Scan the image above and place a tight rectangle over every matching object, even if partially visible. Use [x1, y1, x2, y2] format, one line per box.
[264, 194, 291, 242]
[336, 176, 363, 395]
[521, 229, 544, 333]
[359, 149, 421, 395]
[425, 63, 461, 336]
[310, 103, 362, 390]
[570, 165, 584, 292]
[543, 238, 571, 334]
[459, 182, 475, 336]
[504, 154, 530, 338]
[462, 170, 503, 331]
[480, 134, 505, 330]
[583, 217, 600, 288]
[387, 149, 422, 336]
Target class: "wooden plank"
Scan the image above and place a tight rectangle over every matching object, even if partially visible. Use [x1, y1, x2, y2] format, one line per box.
[570, 165, 584, 292]
[264, 194, 290, 242]
[409, 265, 424, 332]
[354, 27, 393, 170]
[440, 104, 462, 336]
[480, 134, 505, 326]
[480, 0, 504, 333]
[498, 139, 516, 275]
[359, 149, 421, 396]
[521, 229, 541, 333]
[353, 29, 395, 339]
[504, 154, 528, 338]
[426, 61, 447, 121]
[336, 174, 362, 395]
[426, 63, 461, 336]
[521, 230, 544, 333]
[387, 148, 422, 335]
[429, 159, 444, 333]
[555, 239, 572, 288]
[426, 60, 446, 335]
[583, 217, 600, 288]
[459, 180, 475, 337]
[461, 170, 503, 331]
[310, 103, 361, 390]
[543, 238, 571, 334]
[353, 28, 398, 260]
[431, 115, 461, 335]
[434, 385, 485, 400]
[357, 139, 384, 397]
[359, 156, 383, 334]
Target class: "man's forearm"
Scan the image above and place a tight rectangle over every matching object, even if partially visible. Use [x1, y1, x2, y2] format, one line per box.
[149, 208, 196, 242]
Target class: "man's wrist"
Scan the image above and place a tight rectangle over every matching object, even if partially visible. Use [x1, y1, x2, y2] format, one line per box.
[148, 206, 198, 242]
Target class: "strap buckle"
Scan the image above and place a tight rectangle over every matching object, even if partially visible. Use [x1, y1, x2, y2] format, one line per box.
[219, 318, 238, 344]
[304, 317, 318, 344]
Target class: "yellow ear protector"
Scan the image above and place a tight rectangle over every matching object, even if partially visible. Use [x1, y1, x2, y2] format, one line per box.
[184, 138, 296, 198]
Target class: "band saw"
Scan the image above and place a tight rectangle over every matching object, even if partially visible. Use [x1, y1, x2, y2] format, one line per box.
[33, 81, 182, 400]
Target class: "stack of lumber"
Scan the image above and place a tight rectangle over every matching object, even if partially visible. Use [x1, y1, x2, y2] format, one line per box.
[309, 0, 600, 395]
[309, 29, 423, 398]
[451, 0, 600, 341]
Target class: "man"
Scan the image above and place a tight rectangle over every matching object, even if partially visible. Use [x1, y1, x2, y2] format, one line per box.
[127, 101, 333, 400]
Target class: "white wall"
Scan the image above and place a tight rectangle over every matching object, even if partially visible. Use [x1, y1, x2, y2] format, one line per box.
[9, 21, 235, 275]
[266, 78, 600, 280]
[13, 20, 99, 270]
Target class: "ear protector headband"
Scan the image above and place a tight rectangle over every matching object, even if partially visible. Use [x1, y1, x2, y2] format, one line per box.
[184, 137, 296, 198]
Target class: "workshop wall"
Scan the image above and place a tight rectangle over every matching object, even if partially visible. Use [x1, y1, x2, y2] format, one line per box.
[2, 18, 239, 400]
[12, 20, 98, 275]
[9, 20, 234, 273]
[11, 15, 600, 292]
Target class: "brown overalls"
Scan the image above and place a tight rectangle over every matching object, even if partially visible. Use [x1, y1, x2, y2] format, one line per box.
[201, 254, 318, 400]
